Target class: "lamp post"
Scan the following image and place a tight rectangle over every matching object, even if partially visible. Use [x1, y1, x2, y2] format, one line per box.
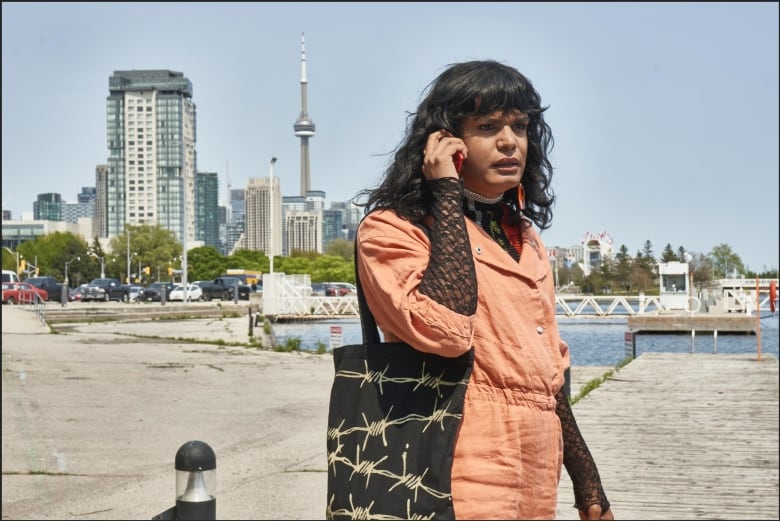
[89, 250, 105, 279]
[130, 252, 138, 282]
[126, 227, 132, 284]
[269, 156, 277, 274]
[64, 256, 80, 288]
[3, 246, 19, 275]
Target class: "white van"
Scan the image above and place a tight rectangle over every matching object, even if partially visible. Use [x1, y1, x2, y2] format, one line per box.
[2, 270, 21, 283]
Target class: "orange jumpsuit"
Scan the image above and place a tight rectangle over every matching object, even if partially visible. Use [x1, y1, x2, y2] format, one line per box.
[357, 209, 569, 520]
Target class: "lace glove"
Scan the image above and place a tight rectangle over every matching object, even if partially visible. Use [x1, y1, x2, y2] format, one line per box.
[418, 177, 477, 316]
[556, 370, 610, 514]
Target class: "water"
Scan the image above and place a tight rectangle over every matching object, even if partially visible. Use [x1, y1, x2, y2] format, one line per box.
[271, 315, 779, 367]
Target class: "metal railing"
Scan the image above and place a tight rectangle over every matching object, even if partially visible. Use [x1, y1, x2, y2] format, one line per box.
[19, 293, 47, 325]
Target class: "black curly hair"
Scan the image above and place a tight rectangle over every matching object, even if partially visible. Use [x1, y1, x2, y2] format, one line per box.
[356, 60, 556, 230]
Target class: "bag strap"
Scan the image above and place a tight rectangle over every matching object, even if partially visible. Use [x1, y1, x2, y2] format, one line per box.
[353, 237, 381, 344]
[353, 218, 431, 345]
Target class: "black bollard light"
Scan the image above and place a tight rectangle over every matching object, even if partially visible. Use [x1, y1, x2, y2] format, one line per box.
[248, 306, 254, 338]
[175, 440, 216, 520]
[152, 440, 216, 520]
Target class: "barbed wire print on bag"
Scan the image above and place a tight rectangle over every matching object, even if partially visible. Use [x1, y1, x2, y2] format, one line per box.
[326, 344, 473, 520]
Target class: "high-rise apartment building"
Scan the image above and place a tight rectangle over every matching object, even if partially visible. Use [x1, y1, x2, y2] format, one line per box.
[106, 70, 196, 242]
[285, 211, 321, 255]
[195, 172, 220, 249]
[245, 177, 282, 257]
[33, 193, 62, 221]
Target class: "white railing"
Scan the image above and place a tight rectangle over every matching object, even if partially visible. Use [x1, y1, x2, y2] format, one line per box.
[263, 274, 778, 319]
[555, 295, 663, 317]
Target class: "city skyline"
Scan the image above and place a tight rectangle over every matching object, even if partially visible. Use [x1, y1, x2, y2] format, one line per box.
[2, 3, 778, 271]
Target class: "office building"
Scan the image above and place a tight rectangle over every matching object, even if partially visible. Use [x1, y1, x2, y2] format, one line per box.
[195, 172, 220, 249]
[33, 193, 62, 221]
[225, 188, 246, 254]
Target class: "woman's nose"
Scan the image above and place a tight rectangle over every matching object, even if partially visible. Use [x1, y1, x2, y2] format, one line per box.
[497, 126, 517, 150]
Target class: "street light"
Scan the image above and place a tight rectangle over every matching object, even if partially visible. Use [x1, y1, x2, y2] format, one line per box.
[88, 250, 105, 279]
[269, 156, 277, 274]
[126, 227, 132, 284]
[64, 256, 80, 287]
[3, 246, 19, 275]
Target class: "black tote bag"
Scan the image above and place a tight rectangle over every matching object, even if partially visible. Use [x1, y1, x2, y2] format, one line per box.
[326, 239, 474, 520]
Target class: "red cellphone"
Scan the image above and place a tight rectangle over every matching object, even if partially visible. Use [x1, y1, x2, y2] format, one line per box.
[453, 151, 464, 173]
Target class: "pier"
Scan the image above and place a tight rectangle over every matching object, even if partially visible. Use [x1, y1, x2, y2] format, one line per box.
[628, 313, 757, 334]
[555, 352, 778, 520]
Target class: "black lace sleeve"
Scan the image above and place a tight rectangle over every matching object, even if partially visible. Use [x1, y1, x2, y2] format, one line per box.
[418, 177, 477, 316]
[556, 375, 611, 514]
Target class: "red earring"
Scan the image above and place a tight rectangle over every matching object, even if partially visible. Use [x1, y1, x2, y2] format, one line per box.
[517, 185, 526, 210]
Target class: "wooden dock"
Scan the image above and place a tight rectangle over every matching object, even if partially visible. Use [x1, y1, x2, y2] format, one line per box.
[555, 352, 778, 520]
[628, 313, 757, 334]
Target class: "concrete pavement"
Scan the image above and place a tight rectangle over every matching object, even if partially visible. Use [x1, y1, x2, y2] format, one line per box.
[1, 305, 624, 520]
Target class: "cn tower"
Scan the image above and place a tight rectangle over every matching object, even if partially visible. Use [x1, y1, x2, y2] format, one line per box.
[293, 33, 316, 196]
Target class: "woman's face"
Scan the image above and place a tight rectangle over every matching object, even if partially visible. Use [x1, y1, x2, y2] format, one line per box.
[459, 110, 528, 198]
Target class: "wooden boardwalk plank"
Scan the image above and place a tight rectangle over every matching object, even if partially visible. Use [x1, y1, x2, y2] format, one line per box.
[556, 352, 778, 520]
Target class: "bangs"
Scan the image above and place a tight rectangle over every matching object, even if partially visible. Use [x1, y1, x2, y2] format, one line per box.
[468, 70, 540, 116]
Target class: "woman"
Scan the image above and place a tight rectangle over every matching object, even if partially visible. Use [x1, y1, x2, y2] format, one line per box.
[355, 60, 614, 520]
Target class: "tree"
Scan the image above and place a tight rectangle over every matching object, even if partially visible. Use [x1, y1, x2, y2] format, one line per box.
[642, 240, 655, 263]
[614, 244, 632, 292]
[275, 256, 313, 275]
[689, 252, 713, 287]
[107, 224, 181, 282]
[660, 243, 677, 262]
[326, 238, 354, 262]
[227, 249, 267, 273]
[310, 255, 355, 283]
[676, 246, 687, 262]
[709, 243, 744, 278]
[187, 246, 226, 281]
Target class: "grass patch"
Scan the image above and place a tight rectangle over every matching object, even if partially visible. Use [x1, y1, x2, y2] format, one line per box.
[570, 357, 633, 406]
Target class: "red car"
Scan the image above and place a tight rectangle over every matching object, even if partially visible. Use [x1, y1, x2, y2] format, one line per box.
[1, 282, 48, 304]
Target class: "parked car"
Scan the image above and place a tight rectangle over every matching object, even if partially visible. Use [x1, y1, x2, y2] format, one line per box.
[2, 282, 48, 304]
[196, 277, 251, 301]
[127, 285, 143, 302]
[82, 278, 130, 302]
[24, 276, 62, 302]
[69, 284, 87, 302]
[137, 282, 176, 302]
[168, 283, 203, 302]
[2, 269, 21, 283]
[323, 282, 357, 297]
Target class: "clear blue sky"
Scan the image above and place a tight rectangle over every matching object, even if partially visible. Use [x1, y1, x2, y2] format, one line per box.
[2, 2, 778, 272]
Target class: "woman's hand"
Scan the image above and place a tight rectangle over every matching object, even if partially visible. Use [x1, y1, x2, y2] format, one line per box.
[578, 504, 614, 520]
[421, 130, 467, 181]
